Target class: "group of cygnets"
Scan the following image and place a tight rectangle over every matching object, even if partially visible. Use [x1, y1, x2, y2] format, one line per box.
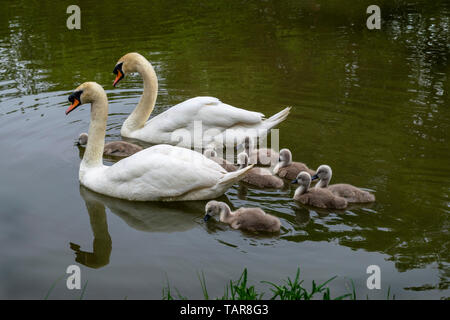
[69, 52, 375, 235]
[200, 137, 375, 232]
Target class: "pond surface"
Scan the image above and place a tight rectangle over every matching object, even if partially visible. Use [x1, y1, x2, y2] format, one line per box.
[0, 0, 449, 299]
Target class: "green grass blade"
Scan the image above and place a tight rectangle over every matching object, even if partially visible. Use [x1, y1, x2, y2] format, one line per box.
[79, 280, 88, 300]
[44, 274, 65, 300]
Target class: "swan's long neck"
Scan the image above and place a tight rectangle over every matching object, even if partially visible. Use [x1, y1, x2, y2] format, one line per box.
[219, 204, 233, 223]
[81, 95, 108, 170]
[284, 152, 292, 166]
[315, 177, 330, 188]
[122, 61, 158, 134]
[294, 185, 307, 198]
[277, 152, 291, 171]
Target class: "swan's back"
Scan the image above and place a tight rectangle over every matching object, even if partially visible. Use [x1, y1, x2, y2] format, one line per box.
[328, 184, 375, 203]
[243, 168, 284, 188]
[148, 97, 263, 131]
[277, 162, 315, 180]
[86, 145, 228, 201]
[103, 141, 143, 157]
[232, 208, 280, 232]
[295, 188, 347, 209]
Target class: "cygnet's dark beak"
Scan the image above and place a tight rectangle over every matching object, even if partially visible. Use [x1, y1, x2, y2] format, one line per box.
[203, 214, 211, 222]
[311, 174, 319, 181]
[291, 179, 298, 184]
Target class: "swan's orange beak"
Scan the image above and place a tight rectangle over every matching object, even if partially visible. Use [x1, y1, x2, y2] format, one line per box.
[113, 62, 125, 87]
[66, 99, 80, 115]
[113, 70, 123, 87]
[66, 90, 83, 115]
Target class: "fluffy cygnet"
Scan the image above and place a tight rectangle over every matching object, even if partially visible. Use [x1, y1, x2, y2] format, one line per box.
[312, 165, 375, 203]
[292, 172, 348, 209]
[237, 152, 284, 189]
[204, 200, 281, 232]
[273, 148, 315, 180]
[77, 133, 143, 157]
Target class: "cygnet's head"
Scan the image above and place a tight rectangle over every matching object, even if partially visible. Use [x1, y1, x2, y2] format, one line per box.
[292, 171, 312, 189]
[237, 152, 249, 169]
[77, 133, 88, 146]
[278, 148, 292, 165]
[311, 165, 332, 182]
[203, 149, 217, 159]
[204, 200, 229, 222]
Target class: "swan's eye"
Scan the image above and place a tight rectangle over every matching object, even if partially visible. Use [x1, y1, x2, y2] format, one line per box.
[113, 62, 123, 75]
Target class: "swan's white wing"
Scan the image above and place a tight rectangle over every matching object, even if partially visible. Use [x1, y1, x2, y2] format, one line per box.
[148, 97, 264, 132]
[99, 145, 227, 200]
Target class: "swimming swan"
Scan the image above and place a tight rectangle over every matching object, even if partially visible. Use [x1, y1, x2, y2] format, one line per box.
[292, 172, 347, 209]
[112, 52, 291, 148]
[273, 148, 315, 180]
[312, 165, 375, 203]
[203, 200, 281, 232]
[65, 82, 254, 201]
[237, 152, 284, 189]
[77, 133, 143, 157]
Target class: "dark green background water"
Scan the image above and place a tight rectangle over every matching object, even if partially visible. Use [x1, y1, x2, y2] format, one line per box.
[0, 0, 448, 299]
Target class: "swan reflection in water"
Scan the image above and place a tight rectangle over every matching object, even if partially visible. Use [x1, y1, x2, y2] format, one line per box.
[70, 186, 112, 269]
[70, 186, 213, 269]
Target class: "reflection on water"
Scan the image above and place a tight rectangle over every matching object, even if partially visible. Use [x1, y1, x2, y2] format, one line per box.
[78, 186, 203, 234]
[0, 0, 449, 298]
[70, 187, 112, 269]
[71, 186, 209, 269]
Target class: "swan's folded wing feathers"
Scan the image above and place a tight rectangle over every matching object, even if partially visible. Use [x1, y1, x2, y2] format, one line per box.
[197, 102, 264, 128]
[149, 97, 264, 131]
[104, 145, 225, 199]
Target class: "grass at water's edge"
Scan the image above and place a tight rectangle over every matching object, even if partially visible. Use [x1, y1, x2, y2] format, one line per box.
[162, 268, 396, 300]
[44, 267, 395, 299]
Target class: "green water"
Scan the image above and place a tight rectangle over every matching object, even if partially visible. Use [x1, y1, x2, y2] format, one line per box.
[0, 0, 448, 299]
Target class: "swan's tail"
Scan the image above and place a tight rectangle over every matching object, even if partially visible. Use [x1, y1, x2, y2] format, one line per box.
[262, 107, 291, 130]
[218, 165, 254, 189]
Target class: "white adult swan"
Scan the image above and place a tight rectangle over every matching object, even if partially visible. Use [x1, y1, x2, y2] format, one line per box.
[65, 82, 253, 201]
[112, 52, 291, 148]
